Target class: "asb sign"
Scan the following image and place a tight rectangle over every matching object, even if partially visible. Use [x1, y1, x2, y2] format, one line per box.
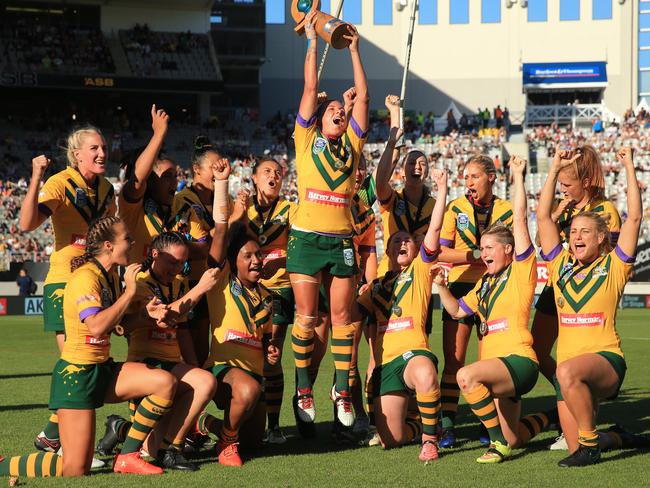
[24, 297, 43, 315]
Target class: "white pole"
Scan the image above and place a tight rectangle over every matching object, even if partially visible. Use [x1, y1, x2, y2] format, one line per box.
[317, 0, 345, 81]
[399, 0, 419, 132]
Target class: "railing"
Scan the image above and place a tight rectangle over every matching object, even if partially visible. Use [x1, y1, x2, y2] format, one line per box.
[525, 104, 620, 128]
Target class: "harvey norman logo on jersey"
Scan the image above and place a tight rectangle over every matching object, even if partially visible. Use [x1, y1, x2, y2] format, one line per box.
[225, 329, 262, 350]
[305, 188, 348, 207]
[378, 317, 414, 334]
[559, 312, 605, 327]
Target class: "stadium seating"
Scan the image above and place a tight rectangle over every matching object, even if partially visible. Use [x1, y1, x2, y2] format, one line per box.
[0, 16, 115, 74]
[119, 25, 218, 80]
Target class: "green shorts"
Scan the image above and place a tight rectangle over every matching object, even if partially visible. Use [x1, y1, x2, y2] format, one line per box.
[553, 351, 626, 401]
[372, 350, 438, 396]
[189, 280, 209, 321]
[498, 355, 539, 399]
[442, 281, 480, 327]
[141, 357, 179, 372]
[49, 358, 120, 410]
[43, 283, 66, 333]
[287, 229, 357, 277]
[534, 284, 557, 316]
[207, 364, 263, 384]
[269, 287, 295, 327]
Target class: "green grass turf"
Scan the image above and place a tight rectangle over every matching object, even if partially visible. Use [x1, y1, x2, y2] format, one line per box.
[1, 311, 649, 487]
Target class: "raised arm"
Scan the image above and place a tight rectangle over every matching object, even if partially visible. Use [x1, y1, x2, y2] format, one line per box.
[376, 95, 402, 203]
[344, 26, 369, 133]
[509, 156, 532, 255]
[423, 169, 448, 254]
[121, 104, 169, 202]
[615, 147, 642, 257]
[85, 263, 141, 338]
[208, 158, 231, 266]
[19, 155, 51, 232]
[537, 150, 574, 256]
[298, 11, 318, 122]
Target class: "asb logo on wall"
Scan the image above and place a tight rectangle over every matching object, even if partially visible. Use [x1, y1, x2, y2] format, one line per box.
[24, 297, 43, 315]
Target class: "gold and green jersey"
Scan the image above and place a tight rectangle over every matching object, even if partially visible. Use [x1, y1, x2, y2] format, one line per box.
[557, 198, 621, 243]
[126, 269, 189, 363]
[171, 186, 211, 280]
[38, 167, 116, 284]
[440, 195, 513, 283]
[458, 246, 537, 362]
[544, 244, 633, 364]
[378, 188, 435, 276]
[205, 264, 273, 376]
[61, 261, 121, 364]
[118, 192, 171, 264]
[246, 197, 293, 290]
[358, 246, 438, 365]
[293, 114, 367, 235]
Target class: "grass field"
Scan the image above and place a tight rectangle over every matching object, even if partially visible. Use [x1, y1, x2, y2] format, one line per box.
[1, 311, 649, 487]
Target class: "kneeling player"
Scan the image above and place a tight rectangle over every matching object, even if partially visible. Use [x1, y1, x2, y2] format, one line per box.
[437, 157, 554, 463]
[96, 232, 219, 470]
[357, 167, 447, 463]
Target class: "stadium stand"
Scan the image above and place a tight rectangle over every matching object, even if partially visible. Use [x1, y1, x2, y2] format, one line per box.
[0, 13, 115, 74]
[120, 24, 217, 80]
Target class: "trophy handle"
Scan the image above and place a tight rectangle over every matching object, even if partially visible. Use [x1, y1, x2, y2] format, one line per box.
[292, 0, 321, 34]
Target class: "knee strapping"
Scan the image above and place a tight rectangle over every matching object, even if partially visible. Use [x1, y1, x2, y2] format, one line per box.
[294, 313, 318, 333]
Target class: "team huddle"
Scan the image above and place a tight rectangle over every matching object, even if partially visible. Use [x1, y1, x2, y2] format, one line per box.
[1, 16, 649, 479]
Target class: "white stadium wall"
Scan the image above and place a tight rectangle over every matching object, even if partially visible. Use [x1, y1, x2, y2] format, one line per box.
[262, 0, 635, 118]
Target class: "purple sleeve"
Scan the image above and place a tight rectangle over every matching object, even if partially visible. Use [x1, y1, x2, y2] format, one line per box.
[349, 116, 368, 139]
[515, 244, 535, 262]
[37, 202, 53, 217]
[296, 113, 316, 128]
[79, 306, 102, 322]
[420, 245, 440, 263]
[196, 236, 208, 243]
[439, 237, 453, 247]
[458, 298, 475, 317]
[540, 243, 563, 262]
[614, 245, 636, 264]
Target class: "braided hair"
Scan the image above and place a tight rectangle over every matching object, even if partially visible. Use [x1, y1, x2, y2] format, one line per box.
[191, 135, 220, 175]
[141, 231, 189, 272]
[70, 216, 122, 272]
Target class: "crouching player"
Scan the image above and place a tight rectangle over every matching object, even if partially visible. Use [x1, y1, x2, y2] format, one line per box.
[436, 156, 554, 464]
[96, 231, 219, 471]
[1, 216, 177, 477]
[193, 158, 280, 467]
[357, 167, 447, 463]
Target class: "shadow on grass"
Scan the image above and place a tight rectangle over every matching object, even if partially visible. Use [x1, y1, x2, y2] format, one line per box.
[0, 403, 48, 412]
[0, 372, 51, 380]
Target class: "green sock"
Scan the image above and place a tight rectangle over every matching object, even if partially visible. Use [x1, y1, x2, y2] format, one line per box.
[42, 413, 59, 440]
[0, 452, 62, 477]
[121, 395, 172, 454]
